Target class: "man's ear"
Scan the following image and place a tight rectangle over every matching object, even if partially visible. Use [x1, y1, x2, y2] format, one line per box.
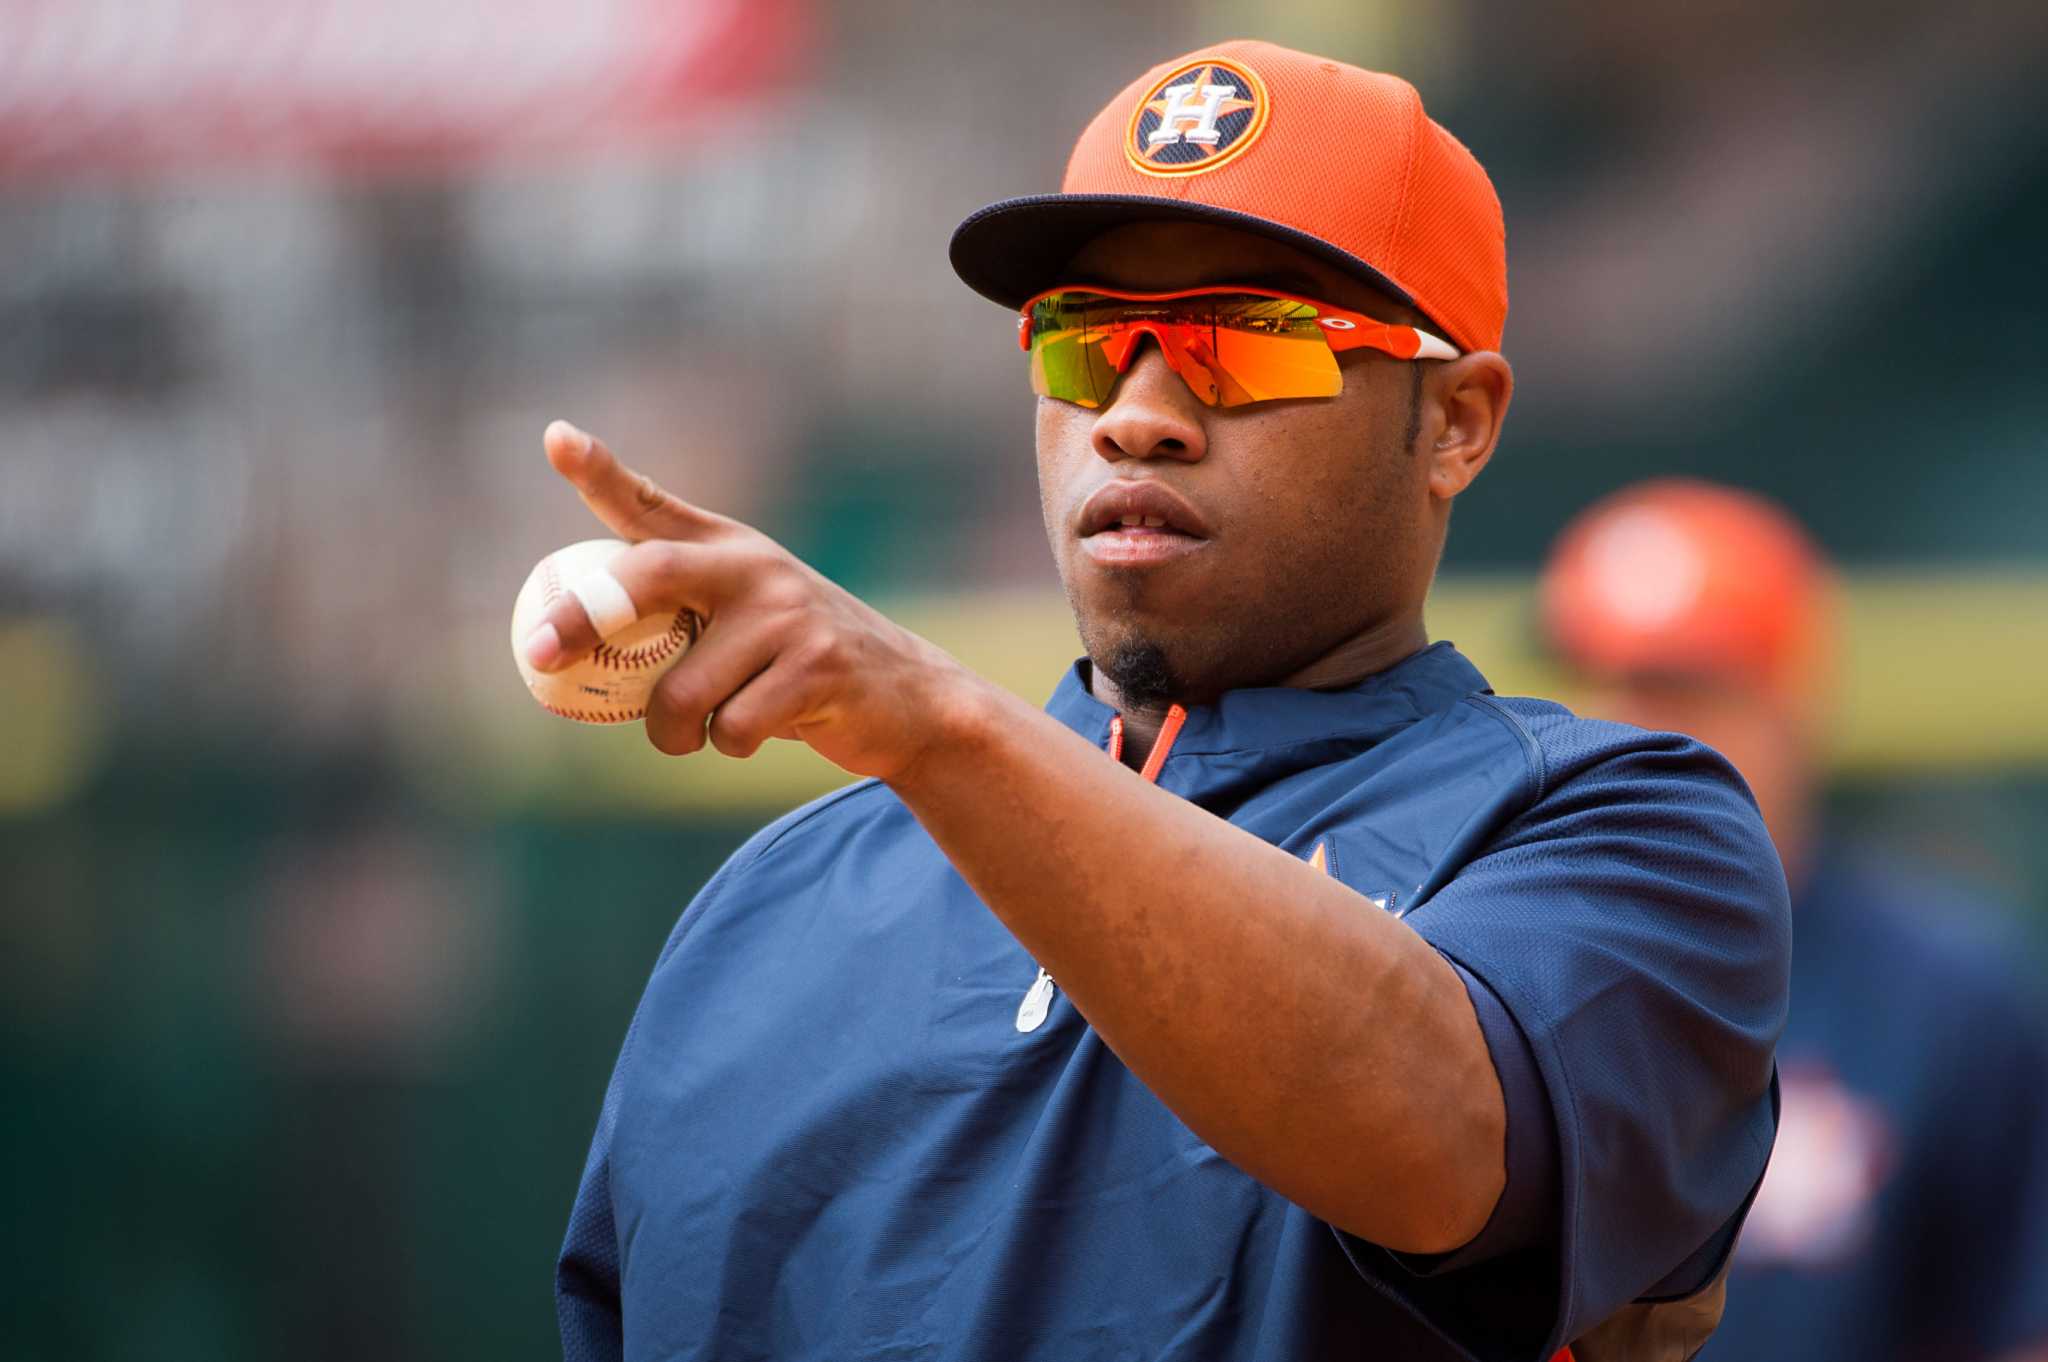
[1424, 352, 1513, 500]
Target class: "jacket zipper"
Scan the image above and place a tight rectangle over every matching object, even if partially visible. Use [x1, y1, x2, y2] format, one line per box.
[1015, 704, 1188, 1034]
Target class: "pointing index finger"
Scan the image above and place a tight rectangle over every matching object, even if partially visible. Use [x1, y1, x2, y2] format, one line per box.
[543, 420, 725, 543]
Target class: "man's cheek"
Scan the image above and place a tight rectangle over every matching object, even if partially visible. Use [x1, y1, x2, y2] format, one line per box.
[1034, 402, 1085, 463]
[1036, 453, 1093, 535]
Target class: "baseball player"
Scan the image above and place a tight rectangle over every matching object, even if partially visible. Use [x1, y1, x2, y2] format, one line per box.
[546, 42, 1788, 1361]
[1542, 479, 2048, 1362]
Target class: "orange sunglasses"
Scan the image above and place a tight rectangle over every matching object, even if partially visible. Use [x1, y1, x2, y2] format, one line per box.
[1018, 285, 1459, 409]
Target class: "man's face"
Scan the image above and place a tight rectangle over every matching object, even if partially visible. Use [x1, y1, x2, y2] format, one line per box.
[1035, 222, 1444, 706]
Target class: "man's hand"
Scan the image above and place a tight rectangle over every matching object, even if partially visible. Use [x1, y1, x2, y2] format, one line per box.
[520, 420, 977, 782]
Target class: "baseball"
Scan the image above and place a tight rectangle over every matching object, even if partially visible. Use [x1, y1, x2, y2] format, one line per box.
[510, 538, 697, 724]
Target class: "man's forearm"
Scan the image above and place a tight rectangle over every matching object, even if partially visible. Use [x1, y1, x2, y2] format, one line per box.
[890, 675, 1507, 1254]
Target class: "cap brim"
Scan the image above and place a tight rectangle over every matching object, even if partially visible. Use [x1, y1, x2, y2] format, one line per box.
[948, 193, 1416, 312]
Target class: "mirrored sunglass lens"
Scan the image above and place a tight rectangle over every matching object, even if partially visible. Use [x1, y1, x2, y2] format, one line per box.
[1208, 326, 1343, 404]
[1029, 297, 1120, 408]
[1197, 298, 1342, 406]
[1026, 293, 1344, 408]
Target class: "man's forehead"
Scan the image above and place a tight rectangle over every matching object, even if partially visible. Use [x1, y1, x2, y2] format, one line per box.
[1060, 221, 1401, 316]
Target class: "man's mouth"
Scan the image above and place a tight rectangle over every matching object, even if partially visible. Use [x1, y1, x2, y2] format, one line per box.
[1076, 481, 1211, 568]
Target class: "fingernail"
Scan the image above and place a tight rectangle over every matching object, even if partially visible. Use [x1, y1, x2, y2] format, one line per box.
[523, 623, 562, 672]
[544, 419, 591, 456]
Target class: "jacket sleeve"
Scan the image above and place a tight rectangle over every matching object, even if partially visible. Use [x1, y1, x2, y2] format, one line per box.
[556, 1043, 630, 1362]
[1403, 709, 1792, 1357]
[552, 788, 875, 1360]
[554, 827, 758, 1359]
[555, 868, 742, 1360]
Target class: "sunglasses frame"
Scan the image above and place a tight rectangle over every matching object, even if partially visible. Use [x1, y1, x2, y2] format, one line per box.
[1017, 285, 1461, 389]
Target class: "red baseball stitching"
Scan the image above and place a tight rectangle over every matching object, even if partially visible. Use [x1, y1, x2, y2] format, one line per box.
[591, 609, 697, 672]
[538, 556, 699, 673]
[538, 700, 644, 724]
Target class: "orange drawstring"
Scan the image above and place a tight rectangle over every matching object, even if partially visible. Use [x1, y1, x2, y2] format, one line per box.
[1106, 705, 1187, 783]
[1139, 705, 1187, 783]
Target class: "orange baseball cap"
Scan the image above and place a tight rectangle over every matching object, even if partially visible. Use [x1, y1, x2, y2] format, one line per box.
[1540, 479, 1836, 699]
[949, 39, 1508, 354]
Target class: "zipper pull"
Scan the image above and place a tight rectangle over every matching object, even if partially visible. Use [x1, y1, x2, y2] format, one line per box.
[1015, 965, 1056, 1033]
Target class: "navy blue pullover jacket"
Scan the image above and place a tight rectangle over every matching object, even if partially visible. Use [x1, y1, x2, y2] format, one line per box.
[559, 643, 1790, 1361]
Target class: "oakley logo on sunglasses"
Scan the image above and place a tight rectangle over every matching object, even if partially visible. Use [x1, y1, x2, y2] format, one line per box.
[1125, 59, 1269, 177]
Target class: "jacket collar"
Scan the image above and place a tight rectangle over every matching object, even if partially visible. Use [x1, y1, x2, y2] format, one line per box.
[1044, 641, 1493, 766]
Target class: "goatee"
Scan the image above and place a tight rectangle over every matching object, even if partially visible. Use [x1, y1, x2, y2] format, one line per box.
[1095, 637, 1183, 711]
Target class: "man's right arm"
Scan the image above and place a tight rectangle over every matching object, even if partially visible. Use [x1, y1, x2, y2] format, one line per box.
[557, 1046, 629, 1361]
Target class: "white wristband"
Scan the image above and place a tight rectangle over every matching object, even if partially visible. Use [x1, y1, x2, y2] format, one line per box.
[568, 567, 640, 639]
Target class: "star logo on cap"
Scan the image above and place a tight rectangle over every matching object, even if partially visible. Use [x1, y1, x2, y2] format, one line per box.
[1124, 58, 1269, 177]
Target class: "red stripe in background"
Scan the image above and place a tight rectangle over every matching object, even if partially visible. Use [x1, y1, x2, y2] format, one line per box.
[0, 0, 813, 181]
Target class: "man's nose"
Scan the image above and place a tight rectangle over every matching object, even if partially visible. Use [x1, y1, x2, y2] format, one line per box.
[1090, 340, 1208, 466]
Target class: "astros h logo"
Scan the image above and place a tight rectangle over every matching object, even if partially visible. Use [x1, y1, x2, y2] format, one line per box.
[1124, 58, 1270, 177]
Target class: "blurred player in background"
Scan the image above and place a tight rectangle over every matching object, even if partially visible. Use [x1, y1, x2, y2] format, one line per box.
[1542, 479, 2048, 1362]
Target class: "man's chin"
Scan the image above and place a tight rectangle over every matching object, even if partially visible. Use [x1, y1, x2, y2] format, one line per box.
[1066, 578, 1238, 704]
[1092, 636, 1185, 712]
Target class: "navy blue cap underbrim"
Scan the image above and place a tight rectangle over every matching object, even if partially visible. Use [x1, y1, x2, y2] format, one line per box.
[948, 192, 1416, 312]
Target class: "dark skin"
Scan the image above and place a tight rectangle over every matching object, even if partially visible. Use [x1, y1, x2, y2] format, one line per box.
[522, 221, 1517, 1253]
[1040, 221, 1509, 759]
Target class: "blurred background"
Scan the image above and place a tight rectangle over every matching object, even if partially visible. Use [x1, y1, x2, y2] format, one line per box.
[3, 1, 2045, 1357]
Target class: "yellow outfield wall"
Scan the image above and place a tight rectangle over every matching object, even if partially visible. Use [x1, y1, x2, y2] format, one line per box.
[2, 571, 2043, 818]
[419, 569, 2048, 815]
